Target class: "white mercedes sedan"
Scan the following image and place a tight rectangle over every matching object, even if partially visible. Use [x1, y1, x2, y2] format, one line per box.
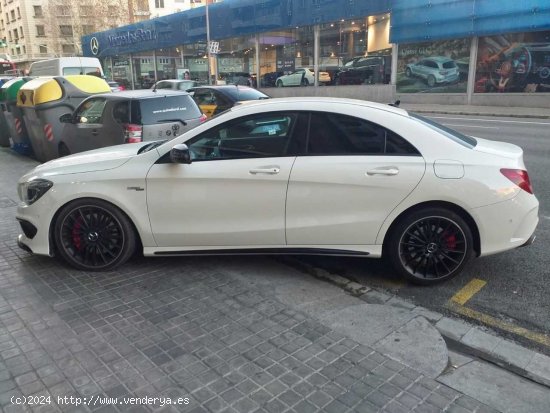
[16, 98, 538, 284]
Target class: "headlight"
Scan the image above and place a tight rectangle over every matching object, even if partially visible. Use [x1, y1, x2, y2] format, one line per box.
[18, 179, 53, 205]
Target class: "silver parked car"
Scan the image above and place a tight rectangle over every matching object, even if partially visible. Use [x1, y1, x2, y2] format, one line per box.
[405, 56, 459, 87]
[152, 79, 203, 90]
[57, 90, 206, 157]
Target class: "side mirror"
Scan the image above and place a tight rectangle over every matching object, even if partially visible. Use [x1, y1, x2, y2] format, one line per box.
[170, 143, 192, 164]
[59, 113, 73, 123]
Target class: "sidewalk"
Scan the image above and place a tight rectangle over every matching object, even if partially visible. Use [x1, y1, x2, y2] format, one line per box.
[398, 103, 550, 119]
[0, 147, 549, 413]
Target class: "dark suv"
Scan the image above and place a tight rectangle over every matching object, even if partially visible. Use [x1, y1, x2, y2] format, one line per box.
[334, 56, 391, 85]
[58, 90, 205, 156]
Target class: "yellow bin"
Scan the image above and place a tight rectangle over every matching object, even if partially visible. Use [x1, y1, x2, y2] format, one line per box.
[18, 75, 110, 162]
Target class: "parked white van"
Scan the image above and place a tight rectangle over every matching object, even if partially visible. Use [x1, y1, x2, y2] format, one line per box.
[29, 57, 104, 77]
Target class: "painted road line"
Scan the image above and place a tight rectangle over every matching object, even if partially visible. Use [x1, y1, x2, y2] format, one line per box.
[448, 301, 550, 348]
[429, 116, 550, 126]
[442, 124, 499, 129]
[451, 278, 487, 306]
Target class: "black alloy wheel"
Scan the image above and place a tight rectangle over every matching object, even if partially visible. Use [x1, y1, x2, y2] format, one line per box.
[54, 199, 136, 271]
[387, 208, 473, 284]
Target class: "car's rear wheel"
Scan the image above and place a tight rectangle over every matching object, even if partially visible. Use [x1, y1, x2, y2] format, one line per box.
[54, 199, 136, 271]
[301, 78, 309, 86]
[386, 208, 473, 285]
[427, 75, 436, 87]
[276, 80, 283, 87]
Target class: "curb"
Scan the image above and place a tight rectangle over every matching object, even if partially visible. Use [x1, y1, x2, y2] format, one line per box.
[280, 257, 550, 389]
[400, 108, 550, 120]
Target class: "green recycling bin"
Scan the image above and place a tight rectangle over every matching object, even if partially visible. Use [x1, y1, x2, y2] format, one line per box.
[0, 77, 14, 147]
[17, 75, 111, 162]
[0, 77, 34, 155]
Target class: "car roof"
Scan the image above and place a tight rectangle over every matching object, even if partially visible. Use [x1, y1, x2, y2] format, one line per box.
[228, 97, 408, 116]
[190, 85, 253, 91]
[93, 89, 191, 100]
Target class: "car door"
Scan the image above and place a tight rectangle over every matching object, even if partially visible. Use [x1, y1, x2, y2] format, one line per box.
[286, 112, 426, 246]
[63, 97, 109, 154]
[146, 111, 302, 248]
[288, 69, 304, 86]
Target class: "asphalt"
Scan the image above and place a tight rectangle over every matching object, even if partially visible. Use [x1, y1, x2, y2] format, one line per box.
[0, 104, 549, 412]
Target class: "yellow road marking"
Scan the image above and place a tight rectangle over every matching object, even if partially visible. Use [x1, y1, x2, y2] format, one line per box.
[448, 302, 550, 348]
[451, 278, 487, 305]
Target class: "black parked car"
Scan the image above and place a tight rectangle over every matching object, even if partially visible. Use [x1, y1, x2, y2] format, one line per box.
[334, 56, 391, 85]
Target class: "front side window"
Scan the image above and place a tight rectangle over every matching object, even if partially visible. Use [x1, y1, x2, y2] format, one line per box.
[307, 112, 420, 156]
[187, 113, 297, 161]
[75, 98, 107, 124]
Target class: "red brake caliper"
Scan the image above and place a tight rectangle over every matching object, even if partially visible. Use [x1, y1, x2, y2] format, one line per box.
[445, 232, 457, 250]
[72, 218, 83, 251]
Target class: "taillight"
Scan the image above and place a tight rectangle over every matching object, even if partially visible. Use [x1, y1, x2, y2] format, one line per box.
[500, 168, 533, 194]
[124, 124, 142, 143]
[199, 114, 208, 123]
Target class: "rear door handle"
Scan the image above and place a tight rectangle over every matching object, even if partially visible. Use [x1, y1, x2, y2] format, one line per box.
[249, 167, 280, 175]
[366, 167, 399, 176]
[91, 130, 99, 136]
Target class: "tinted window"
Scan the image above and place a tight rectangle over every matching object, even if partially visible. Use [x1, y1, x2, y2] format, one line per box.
[155, 81, 173, 90]
[133, 95, 202, 124]
[187, 113, 297, 161]
[410, 113, 477, 148]
[427, 61, 439, 68]
[442, 61, 456, 69]
[75, 98, 107, 124]
[112, 102, 130, 124]
[308, 113, 420, 156]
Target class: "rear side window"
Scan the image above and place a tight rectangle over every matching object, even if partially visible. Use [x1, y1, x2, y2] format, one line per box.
[132, 95, 202, 124]
[307, 113, 420, 156]
[442, 61, 456, 69]
[410, 113, 477, 148]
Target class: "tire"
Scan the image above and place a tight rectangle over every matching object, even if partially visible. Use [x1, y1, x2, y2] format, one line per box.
[54, 198, 137, 271]
[405, 67, 412, 77]
[276, 80, 283, 87]
[301, 78, 309, 86]
[58, 143, 71, 157]
[427, 75, 436, 87]
[386, 207, 473, 285]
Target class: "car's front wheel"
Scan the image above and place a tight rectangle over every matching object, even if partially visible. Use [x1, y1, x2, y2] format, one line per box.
[276, 80, 283, 87]
[386, 207, 473, 285]
[405, 67, 412, 77]
[427, 75, 436, 87]
[54, 199, 136, 271]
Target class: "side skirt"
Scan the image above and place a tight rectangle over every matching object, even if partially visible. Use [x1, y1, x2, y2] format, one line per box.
[153, 248, 370, 257]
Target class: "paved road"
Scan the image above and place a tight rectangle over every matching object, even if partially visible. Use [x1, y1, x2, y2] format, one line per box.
[300, 114, 550, 354]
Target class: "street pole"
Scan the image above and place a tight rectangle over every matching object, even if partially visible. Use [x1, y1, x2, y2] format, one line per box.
[206, 1, 212, 85]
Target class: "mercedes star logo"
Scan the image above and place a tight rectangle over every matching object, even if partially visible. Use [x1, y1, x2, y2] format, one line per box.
[90, 37, 99, 56]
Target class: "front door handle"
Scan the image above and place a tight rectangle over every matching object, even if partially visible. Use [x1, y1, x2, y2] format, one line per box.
[91, 130, 99, 136]
[249, 167, 280, 175]
[366, 167, 399, 176]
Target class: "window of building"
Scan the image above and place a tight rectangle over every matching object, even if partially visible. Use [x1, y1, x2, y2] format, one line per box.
[59, 25, 73, 36]
[62, 44, 75, 54]
[10, 10, 15, 21]
[155, 0, 165, 8]
[36, 25, 45, 36]
[39, 44, 47, 53]
[19, 25, 22, 37]
[57, 6, 70, 16]
[22, 45, 25, 53]
[82, 25, 94, 35]
[8, 30, 11, 41]
[79, 6, 91, 16]
[33, 5, 42, 17]
[16, 6, 19, 18]
[13, 28, 17, 39]
[1, 20, 3, 30]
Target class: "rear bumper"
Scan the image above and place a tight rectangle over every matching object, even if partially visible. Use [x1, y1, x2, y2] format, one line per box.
[473, 190, 539, 256]
[519, 233, 536, 248]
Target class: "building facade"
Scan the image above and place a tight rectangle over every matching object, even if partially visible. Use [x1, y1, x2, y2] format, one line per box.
[82, 0, 550, 107]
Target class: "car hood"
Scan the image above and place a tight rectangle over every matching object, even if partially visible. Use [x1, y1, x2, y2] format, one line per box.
[28, 144, 140, 178]
[472, 137, 523, 160]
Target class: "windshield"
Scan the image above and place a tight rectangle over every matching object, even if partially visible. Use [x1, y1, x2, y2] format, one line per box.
[225, 88, 270, 101]
[409, 113, 477, 148]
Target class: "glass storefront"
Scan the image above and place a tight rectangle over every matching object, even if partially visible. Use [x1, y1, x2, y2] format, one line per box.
[133, 52, 156, 89]
[110, 55, 132, 90]
[216, 35, 256, 86]
[475, 30, 550, 93]
[396, 39, 471, 93]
